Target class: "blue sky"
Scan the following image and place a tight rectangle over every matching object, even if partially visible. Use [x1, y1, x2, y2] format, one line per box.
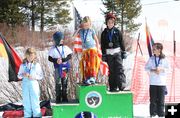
[73, 0, 180, 42]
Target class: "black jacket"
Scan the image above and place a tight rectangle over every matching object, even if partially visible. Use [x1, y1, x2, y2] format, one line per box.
[101, 27, 125, 55]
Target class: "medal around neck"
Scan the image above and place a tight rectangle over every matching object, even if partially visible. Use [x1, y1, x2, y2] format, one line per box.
[109, 42, 113, 47]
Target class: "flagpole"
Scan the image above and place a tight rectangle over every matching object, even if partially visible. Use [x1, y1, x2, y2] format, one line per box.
[137, 35, 143, 56]
[173, 30, 176, 102]
[173, 30, 176, 56]
[169, 30, 176, 102]
[131, 33, 140, 90]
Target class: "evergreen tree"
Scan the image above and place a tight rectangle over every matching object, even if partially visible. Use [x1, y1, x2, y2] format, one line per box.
[102, 0, 142, 34]
[0, 0, 72, 32]
[0, 0, 27, 27]
[53, 1, 72, 26]
[31, 0, 72, 32]
[29, 0, 37, 31]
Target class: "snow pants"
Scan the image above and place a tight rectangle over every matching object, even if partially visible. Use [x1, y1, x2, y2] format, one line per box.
[150, 85, 166, 117]
[55, 69, 68, 103]
[22, 78, 41, 117]
[106, 53, 126, 91]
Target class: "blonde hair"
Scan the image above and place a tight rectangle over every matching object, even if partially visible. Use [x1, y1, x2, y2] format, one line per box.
[23, 48, 37, 63]
[82, 16, 91, 25]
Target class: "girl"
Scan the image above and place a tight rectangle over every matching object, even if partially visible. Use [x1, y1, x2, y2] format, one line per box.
[76, 16, 101, 85]
[18, 48, 43, 117]
[145, 43, 170, 117]
[101, 13, 126, 91]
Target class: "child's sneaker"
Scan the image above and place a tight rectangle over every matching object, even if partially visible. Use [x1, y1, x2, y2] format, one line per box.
[84, 77, 96, 85]
[83, 78, 91, 85]
[84, 80, 91, 85]
[88, 77, 96, 84]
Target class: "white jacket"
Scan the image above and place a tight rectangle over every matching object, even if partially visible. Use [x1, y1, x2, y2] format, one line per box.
[18, 62, 43, 80]
[145, 56, 170, 86]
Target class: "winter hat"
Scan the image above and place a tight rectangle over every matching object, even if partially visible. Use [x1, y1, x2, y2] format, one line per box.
[53, 31, 64, 46]
[105, 13, 116, 24]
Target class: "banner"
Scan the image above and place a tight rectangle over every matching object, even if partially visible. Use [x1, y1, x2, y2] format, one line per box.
[0, 33, 22, 82]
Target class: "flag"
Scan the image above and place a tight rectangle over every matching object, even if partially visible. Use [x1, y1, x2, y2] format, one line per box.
[145, 23, 154, 57]
[73, 34, 109, 76]
[74, 7, 82, 30]
[100, 61, 109, 76]
[73, 34, 82, 53]
[0, 33, 22, 82]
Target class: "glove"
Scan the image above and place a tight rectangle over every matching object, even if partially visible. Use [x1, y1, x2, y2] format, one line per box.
[121, 51, 127, 59]
[102, 55, 107, 62]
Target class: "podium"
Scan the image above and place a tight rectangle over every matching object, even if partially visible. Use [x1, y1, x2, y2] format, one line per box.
[52, 84, 133, 118]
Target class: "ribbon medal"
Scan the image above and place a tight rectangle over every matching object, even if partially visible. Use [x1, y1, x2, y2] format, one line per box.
[108, 28, 114, 47]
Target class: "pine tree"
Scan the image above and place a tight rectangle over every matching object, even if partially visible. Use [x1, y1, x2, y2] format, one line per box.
[102, 0, 142, 34]
[31, 0, 72, 32]
[0, 0, 72, 32]
[53, 1, 72, 26]
[0, 0, 27, 27]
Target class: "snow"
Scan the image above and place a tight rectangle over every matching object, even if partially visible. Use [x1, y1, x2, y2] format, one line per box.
[0, 112, 3, 118]
[134, 104, 150, 118]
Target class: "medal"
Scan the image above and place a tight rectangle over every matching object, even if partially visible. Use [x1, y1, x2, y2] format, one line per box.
[86, 38, 90, 42]
[108, 28, 114, 47]
[109, 42, 113, 47]
[83, 29, 89, 43]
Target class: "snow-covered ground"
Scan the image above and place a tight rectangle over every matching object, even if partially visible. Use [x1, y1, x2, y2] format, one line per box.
[0, 112, 3, 118]
[134, 104, 150, 118]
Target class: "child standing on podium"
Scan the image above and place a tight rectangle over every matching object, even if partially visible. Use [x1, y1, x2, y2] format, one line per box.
[74, 16, 101, 85]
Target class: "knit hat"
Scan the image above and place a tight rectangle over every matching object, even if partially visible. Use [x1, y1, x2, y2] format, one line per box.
[53, 31, 64, 46]
[105, 13, 116, 24]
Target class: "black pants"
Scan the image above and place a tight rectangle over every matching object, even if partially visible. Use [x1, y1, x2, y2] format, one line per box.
[150, 85, 166, 117]
[55, 69, 68, 103]
[106, 53, 126, 91]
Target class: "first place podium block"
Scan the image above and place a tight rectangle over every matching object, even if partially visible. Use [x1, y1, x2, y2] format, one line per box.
[52, 84, 133, 118]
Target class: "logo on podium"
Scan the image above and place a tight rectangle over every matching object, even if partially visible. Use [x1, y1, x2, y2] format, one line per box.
[85, 91, 102, 108]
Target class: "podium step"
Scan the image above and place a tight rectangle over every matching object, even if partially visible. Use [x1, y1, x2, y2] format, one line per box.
[52, 84, 133, 118]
